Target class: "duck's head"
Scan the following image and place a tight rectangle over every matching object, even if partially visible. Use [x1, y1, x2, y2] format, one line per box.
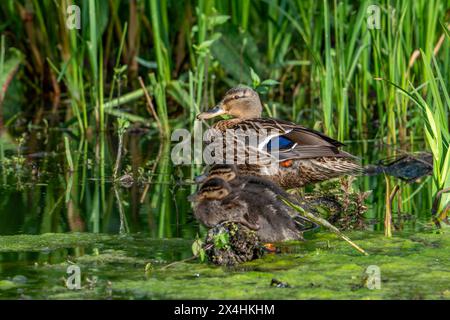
[207, 164, 238, 181]
[188, 178, 232, 202]
[194, 164, 238, 184]
[197, 85, 262, 120]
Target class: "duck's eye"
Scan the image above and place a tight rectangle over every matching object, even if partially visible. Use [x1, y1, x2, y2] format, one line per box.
[234, 95, 240, 99]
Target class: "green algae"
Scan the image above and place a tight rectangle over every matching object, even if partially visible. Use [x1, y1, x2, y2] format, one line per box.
[0, 230, 449, 299]
[0, 233, 113, 252]
[110, 230, 450, 300]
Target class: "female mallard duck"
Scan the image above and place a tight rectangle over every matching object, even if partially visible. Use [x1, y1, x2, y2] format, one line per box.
[188, 174, 316, 242]
[197, 85, 361, 189]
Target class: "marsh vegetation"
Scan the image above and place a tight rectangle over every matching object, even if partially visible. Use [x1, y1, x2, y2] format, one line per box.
[0, 0, 448, 299]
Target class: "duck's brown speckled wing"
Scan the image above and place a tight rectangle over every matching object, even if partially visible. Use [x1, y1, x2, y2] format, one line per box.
[277, 145, 359, 161]
[219, 118, 345, 147]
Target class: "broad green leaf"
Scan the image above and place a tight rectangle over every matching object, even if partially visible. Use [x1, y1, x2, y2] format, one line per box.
[260, 79, 280, 86]
[208, 15, 230, 27]
[191, 238, 203, 257]
[250, 67, 260, 88]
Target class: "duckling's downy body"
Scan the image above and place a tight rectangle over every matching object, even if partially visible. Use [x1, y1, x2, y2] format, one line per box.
[197, 86, 361, 189]
[190, 167, 316, 242]
[197, 163, 319, 223]
[198, 163, 294, 199]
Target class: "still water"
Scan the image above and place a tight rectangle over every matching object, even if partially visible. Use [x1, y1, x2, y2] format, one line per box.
[0, 128, 447, 299]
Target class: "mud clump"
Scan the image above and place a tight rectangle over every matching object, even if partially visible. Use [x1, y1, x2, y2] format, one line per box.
[204, 222, 265, 266]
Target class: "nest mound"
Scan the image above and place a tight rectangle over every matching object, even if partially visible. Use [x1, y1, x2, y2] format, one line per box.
[204, 222, 265, 266]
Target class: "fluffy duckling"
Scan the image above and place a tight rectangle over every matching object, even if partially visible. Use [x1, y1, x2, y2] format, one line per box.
[189, 176, 313, 242]
[196, 164, 319, 226]
[196, 163, 295, 202]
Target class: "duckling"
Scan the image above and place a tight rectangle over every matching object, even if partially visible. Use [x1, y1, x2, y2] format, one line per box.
[195, 163, 291, 197]
[189, 176, 313, 242]
[197, 85, 361, 189]
[196, 163, 319, 228]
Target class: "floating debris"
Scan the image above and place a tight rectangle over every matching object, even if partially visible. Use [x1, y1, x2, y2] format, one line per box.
[270, 278, 291, 288]
[365, 152, 433, 182]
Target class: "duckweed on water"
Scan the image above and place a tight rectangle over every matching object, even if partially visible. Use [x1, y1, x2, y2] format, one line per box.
[0, 230, 448, 299]
[0, 233, 113, 252]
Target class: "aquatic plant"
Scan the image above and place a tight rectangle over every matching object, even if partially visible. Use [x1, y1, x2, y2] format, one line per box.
[0, 0, 448, 237]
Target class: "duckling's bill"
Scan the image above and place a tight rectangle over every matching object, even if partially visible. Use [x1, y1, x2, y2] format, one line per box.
[187, 193, 199, 202]
[194, 173, 208, 184]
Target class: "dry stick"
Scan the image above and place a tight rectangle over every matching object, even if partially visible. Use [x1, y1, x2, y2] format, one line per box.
[138, 76, 163, 135]
[140, 141, 164, 204]
[384, 175, 393, 237]
[113, 124, 124, 179]
[114, 186, 129, 234]
[397, 188, 402, 219]
[139, 180, 150, 204]
[159, 255, 198, 270]
[112, 76, 124, 179]
[389, 185, 400, 205]
[282, 199, 369, 256]
[160, 244, 214, 270]
[440, 204, 450, 223]
[433, 32, 446, 56]
[389, 185, 400, 230]
[406, 23, 450, 78]
[431, 187, 450, 215]
[138, 77, 164, 203]
[432, 187, 450, 228]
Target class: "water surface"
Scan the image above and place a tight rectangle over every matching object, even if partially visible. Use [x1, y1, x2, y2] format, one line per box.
[0, 128, 446, 299]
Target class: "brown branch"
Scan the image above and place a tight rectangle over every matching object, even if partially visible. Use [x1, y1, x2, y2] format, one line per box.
[138, 76, 163, 135]
[406, 23, 450, 78]
[432, 187, 450, 215]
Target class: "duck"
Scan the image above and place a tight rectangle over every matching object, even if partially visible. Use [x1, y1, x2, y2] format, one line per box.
[197, 85, 361, 189]
[195, 163, 294, 198]
[188, 174, 316, 243]
[195, 163, 323, 223]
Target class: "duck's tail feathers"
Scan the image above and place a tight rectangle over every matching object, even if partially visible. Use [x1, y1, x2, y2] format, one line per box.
[361, 152, 433, 182]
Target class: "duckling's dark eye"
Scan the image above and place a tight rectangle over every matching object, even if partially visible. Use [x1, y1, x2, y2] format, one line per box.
[234, 95, 240, 99]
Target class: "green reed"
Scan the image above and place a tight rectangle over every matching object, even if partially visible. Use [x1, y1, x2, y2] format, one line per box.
[2, 0, 446, 143]
[0, 0, 448, 234]
[379, 50, 449, 218]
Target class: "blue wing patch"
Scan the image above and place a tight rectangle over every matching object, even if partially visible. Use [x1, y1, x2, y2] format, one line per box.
[266, 136, 296, 151]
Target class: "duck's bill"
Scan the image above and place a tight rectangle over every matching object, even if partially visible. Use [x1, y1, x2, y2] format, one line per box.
[194, 173, 208, 184]
[196, 104, 225, 120]
[187, 193, 199, 202]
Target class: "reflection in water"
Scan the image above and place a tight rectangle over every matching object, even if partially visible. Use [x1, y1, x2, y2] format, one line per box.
[0, 129, 441, 300]
[0, 129, 198, 238]
[0, 128, 434, 238]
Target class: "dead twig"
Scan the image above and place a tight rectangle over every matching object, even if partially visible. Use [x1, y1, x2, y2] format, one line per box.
[405, 23, 450, 78]
[138, 76, 163, 135]
[282, 198, 369, 256]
